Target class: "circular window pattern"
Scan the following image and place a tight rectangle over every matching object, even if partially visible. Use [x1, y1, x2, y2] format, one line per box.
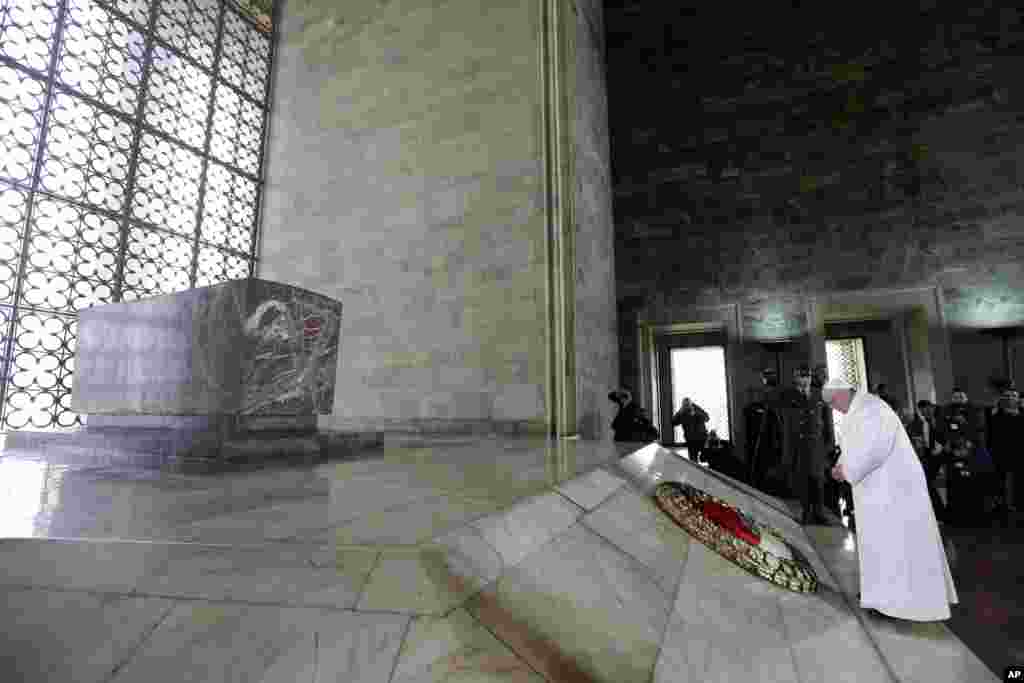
[0, 0, 270, 432]
[653, 481, 818, 593]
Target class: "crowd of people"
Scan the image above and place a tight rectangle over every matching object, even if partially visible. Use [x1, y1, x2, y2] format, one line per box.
[904, 385, 1023, 528]
[607, 369, 978, 621]
[610, 366, 1023, 530]
[745, 369, 1023, 528]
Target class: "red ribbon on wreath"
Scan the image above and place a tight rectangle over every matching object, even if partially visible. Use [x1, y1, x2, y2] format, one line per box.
[701, 500, 761, 546]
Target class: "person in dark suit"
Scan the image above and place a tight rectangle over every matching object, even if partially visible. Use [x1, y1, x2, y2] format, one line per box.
[943, 387, 987, 450]
[987, 387, 1023, 518]
[907, 399, 947, 521]
[609, 390, 659, 442]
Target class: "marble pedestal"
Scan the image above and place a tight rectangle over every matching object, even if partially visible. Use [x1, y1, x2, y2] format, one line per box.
[7, 279, 343, 470]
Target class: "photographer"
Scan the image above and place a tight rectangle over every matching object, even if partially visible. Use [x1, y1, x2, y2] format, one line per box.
[609, 390, 659, 442]
[671, 397, 711, 462]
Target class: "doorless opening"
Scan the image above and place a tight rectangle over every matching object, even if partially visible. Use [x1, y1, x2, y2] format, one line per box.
[669, 346, 730, 445]
[825, 336, 867, 443]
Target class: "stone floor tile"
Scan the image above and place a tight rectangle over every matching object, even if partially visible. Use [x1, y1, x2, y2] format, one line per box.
[776, 588, 892, 683]
[357, 526, 502, 615]
[581, 486, 690, 595]
[171, 498, 336, 545]
[391, 607, 544, 682]
[653, 613, 798, 683]
[0, 587, 173, 683]
[472, 491, 581, 567]
[107, 601, 408, 683]
[0, 538, 158, 592]
[135, 542, 378, 608]
[862, 611, 1000, 683]
[466, 524, 669, 683]
[331, 494, 503, 546]
[555, 467, 625, 510]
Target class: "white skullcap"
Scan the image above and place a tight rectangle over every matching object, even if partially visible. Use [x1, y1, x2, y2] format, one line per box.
[821, 378, 854, 401]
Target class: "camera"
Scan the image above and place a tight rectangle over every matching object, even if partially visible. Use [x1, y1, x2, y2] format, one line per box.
[608, 390, 629, 405]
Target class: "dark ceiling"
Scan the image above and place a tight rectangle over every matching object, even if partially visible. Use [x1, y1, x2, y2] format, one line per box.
[602, 0, 1023, 238]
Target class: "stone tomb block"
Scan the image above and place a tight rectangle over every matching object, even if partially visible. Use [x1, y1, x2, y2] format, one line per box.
[14, 279, 349, 470]
[73, 278, 341, 417]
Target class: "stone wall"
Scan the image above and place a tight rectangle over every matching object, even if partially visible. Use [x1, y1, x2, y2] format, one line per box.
[606, 4, 1024, 424]
[615, 98, 1024, 320]
[948, 329, 1005, 401]
[825, 319, 907, 409]
[261, 0, 550, 432]
[572, 0, 617, 439]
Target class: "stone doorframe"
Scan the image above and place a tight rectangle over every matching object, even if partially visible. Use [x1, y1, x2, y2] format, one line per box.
[637, 304, 744, 446]
[811, 285, 954, 408]
[633, 286, 955, 449]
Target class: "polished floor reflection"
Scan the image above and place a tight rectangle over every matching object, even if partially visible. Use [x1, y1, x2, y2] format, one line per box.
[0, 437, 1002, 682]
[942, 525, 1024, 678]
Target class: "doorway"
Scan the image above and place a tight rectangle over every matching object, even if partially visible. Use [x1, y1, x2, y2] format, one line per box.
[825, 336, 868, 443]
[667, 346, 730, 445]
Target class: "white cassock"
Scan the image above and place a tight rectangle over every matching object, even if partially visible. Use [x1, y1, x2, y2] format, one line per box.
[837, 391, 958, 621]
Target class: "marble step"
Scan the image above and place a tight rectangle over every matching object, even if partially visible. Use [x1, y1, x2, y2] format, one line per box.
[0, 441, 998, 682]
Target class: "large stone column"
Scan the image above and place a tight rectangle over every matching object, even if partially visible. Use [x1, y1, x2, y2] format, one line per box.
[260, 0, 616, 438]
[572, 0, 617, 440]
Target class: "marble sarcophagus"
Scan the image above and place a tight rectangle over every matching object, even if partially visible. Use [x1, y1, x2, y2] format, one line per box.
[35, 278, 346, 470]
[73, 278, 342, 417]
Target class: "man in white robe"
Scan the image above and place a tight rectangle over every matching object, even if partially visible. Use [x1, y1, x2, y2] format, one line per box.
[822, 379, 958, 621]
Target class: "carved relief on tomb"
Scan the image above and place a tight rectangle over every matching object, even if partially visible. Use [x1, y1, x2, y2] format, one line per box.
[238, 281, 341, 416]
[189, 280, 342, 416]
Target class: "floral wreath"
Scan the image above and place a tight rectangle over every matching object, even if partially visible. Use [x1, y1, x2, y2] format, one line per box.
[653, 481, 818, 593]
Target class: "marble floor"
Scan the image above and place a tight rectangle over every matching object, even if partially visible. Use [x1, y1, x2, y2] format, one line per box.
[0, 436, 1002, 682]
[942, 524, 1024, 679]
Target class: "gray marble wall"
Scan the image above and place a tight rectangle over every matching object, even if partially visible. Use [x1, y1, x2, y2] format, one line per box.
[260, 0, 552, 434]
[572, 0, 618, 439]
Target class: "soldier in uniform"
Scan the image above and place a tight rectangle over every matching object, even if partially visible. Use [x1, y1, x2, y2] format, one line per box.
[780, 365, 835, 525]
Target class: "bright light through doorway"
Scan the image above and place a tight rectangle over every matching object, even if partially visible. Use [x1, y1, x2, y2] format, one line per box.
[670, 346, 729, 443]
[825, 337, 868, 446]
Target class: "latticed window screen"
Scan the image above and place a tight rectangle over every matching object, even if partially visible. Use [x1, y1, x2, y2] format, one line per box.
[0, 0, 275, 431]
[825, 337, 868, 444]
